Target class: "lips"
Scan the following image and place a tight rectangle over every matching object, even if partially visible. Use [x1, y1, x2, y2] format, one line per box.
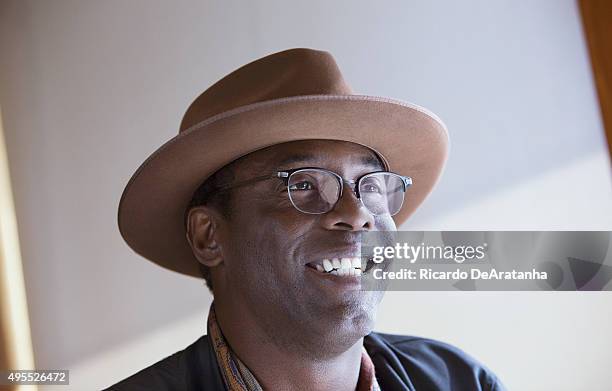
[305, 256, 376, 276]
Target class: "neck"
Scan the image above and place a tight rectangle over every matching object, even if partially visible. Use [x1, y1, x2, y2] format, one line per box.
[213, 299, 364, 391]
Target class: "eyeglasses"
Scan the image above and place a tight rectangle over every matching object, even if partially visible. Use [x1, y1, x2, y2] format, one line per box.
[214, 167, 412, 216]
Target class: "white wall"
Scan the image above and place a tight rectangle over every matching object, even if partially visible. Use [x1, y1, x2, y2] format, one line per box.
[1, 0, 611, 390]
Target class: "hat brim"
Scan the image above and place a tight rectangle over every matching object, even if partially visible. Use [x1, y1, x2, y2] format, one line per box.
[118, 95, 449, 278]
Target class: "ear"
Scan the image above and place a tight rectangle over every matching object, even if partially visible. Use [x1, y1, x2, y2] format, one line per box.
[185, 206, 224, 268]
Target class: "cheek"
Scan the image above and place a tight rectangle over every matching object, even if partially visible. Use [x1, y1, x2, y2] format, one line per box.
[223, 205, 314, 279]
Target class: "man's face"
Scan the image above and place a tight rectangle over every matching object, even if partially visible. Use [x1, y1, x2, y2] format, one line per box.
[212, 140, 396, 355]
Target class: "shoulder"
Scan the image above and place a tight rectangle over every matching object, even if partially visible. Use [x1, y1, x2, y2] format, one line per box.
[102, 335, 224, 391]
[364, 332, 506, 391]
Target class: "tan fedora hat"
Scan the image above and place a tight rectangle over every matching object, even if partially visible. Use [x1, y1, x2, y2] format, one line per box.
[118, 48, 449, 278]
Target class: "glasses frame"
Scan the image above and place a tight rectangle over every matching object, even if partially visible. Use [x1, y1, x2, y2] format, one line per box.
[213, 167, 412, 216]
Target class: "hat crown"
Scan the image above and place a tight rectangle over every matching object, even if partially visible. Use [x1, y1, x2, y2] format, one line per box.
[179, 48, 353, 132]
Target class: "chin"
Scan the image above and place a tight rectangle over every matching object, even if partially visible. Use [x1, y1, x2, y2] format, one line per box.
[329, 301, 377, 337]
[323, 317, 374, 356]
[294, 301, 378, 358]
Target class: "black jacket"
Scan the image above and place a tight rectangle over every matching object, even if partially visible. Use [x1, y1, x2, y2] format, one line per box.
[104, 332, 506, 390]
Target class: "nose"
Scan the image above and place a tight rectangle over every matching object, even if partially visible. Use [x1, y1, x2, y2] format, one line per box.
[319, 187, 375, 231]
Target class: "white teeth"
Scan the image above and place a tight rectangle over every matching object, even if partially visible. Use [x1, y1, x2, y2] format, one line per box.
[332, 258, 341, 269]
[341, 258, 352, 269]
[323, 259, 333, 272]
[315, 256, 363, 277]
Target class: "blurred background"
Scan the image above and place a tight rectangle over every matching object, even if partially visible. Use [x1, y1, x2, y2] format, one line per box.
[1, 0, 611, 390]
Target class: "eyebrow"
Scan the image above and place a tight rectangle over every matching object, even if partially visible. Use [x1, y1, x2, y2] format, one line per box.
[361, 154, 385, 169]
[279, 153, 385, 170]
[277, 154, 314, 167]
[277, 153, 384, 169]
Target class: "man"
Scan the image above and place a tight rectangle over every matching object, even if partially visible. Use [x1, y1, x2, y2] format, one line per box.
[108, 48, 505, 390]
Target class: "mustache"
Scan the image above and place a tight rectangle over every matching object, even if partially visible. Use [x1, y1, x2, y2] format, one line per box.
[301, 231, 395, 248]
[300, 231, 365, 249]
[295, 230, 395, 262]
[298, 231, 372, 261]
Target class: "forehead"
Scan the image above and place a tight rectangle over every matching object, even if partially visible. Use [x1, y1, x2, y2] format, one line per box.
[235, 139, 385, 173]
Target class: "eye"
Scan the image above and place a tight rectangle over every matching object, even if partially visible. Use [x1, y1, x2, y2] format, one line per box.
[362, 183, 382, 193]
[289, 181, 316, 191]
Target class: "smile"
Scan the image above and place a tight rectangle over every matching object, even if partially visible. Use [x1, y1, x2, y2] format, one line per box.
[306, 257, 363, 276]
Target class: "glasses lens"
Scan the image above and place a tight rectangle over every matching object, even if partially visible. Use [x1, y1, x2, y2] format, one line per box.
[359, 173, 406, 216]
[287, 170, 340, 214]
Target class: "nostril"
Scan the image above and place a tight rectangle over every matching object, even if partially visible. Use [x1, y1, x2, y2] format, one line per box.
[333, 222, 354, 230]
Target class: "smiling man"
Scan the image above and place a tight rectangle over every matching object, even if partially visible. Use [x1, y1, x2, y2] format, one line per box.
[108, 48, 506, 390]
